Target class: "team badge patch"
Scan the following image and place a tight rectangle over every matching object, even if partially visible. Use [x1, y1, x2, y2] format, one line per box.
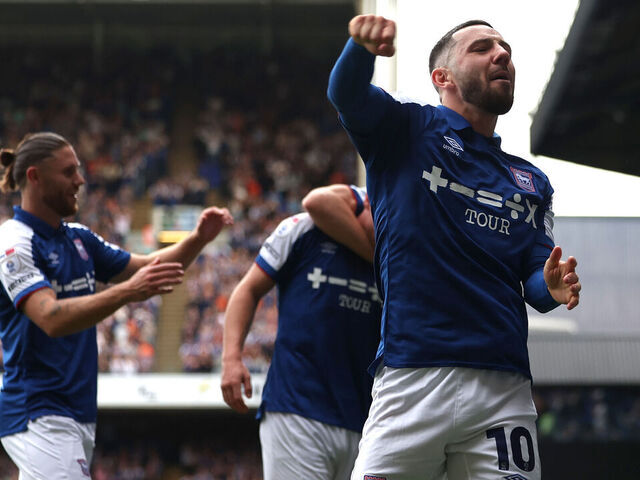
[0, 249, 21, 275]
[364, 476, 387, 480]
[73, 238, 89, 261]
[509, 167, 536, 193]
[504, 474, 528, 480]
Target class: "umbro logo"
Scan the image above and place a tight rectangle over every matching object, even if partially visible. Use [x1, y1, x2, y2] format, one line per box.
[444, 136, 464, 151]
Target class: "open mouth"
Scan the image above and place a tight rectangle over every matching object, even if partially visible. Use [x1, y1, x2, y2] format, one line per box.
[490, 71, 511, 82]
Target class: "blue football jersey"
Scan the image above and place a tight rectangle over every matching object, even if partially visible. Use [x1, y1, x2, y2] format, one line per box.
[329, 40, 558, 379]
[255, 202, 381, 433]
[0, 207, 130, 436]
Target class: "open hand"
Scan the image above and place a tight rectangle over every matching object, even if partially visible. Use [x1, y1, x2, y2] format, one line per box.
[195, 206, 233, 243]
[544, 246, 581, 310]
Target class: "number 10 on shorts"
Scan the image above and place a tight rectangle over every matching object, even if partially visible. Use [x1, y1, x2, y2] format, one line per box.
[486, 426, 535, 472]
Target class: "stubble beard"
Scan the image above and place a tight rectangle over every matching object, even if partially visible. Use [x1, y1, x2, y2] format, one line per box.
[43, 190, 78, 219]
[459, 74, 514, 116]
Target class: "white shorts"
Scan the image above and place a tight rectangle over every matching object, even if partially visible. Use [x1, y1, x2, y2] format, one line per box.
[260, 411, 361, 480]
[1, 415, 96, 480]
[352, 366, 541, 480]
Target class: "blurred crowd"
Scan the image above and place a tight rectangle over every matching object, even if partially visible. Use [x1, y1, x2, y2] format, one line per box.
[0, 44, 357, 375]
[0, 46, 175, 375]
[534, 386, 640, 442]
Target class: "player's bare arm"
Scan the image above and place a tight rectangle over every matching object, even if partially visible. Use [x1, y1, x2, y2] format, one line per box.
[221, 264, 275, 413]
[544, 246, 581, 310]
[302, 185, 374, 262]
[22, 258, 184, 337]
[349, 14, 396, 57]
[113, 206, 233, 282]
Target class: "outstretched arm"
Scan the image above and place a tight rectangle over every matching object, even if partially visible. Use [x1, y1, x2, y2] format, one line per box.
[327, 15, 397, 133]
[221, 264, 275, 413]
[302, 184, 374, 262]
[22, 257, 184, 337]
[113, 206, 233, 282]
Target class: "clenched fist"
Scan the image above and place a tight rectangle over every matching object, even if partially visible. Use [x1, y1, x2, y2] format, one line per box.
[349, 15, 397, 57]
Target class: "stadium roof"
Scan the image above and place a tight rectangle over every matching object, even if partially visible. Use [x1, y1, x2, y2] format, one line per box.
[0, 1, 353, 52]
[530, 0, 640, 177]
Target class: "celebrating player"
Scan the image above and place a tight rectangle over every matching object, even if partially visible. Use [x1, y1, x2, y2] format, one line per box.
[327, 15, 581, 480]
[221, 184, 381, 480]
[0, 132, 233, 479]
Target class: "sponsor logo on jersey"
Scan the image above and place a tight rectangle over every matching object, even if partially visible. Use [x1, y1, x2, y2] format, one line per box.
[444, 135, 464, 151]
[503, 475, 528, 480]
[51, 272, 96, 294]
[48, 251, 60, 266]
[364, 475, 387, 480]
[320, 241, 337, 255]
[7, 272, 36, 293]
[510, 166, 536, 193]
[263, 241, 280, 261]
[421, 164, 542, 237]
[73, 238, 89, 261]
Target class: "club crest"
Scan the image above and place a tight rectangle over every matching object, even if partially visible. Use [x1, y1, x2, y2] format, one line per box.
[509, 166, 536, 193]
[73, 238, 89, 261]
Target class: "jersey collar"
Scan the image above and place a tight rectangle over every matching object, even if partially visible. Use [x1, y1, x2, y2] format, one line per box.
[436, 105, 502, 148]
[13, 206, 63, 239]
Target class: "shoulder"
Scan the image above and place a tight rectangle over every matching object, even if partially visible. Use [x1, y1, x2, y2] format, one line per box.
[0, 219, 35, 251]
[64, 221, 93, 234]
[270, 213, 315, 242]
[502, 153, 553, 194]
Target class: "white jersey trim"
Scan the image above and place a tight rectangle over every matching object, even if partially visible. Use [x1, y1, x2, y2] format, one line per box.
[0, 220, 48, 303]
[258, 213, 314, 273]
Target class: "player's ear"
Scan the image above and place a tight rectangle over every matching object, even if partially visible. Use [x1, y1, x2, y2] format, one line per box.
[431, 67, 451, 91]
[25, 166, 39, 184]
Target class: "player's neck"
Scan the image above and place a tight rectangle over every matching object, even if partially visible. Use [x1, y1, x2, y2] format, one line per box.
[443, 98, 498, 138]
[21, 197, 62, 229]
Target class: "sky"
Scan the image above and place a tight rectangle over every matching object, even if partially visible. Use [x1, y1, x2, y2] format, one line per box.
[369, 0, 640, 217]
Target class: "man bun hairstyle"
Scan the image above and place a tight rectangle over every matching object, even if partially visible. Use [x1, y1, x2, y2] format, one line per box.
[428, 19, 494, 73]
[0, 132, 70, 193]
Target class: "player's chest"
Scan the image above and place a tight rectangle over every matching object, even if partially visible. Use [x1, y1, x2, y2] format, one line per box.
[403, 132, 547, 241]
[36, 236, 96, 296]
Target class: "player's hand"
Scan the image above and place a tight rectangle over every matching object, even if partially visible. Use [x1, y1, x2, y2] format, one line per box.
[349, 15, 396, 57]
[123, 257, 184, 301]
[544, 246, 581, 310]
[221, 357, 253, 414]
[195, 206, 233, 243]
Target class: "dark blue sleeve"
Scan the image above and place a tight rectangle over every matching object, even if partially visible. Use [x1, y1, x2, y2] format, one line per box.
[523, 267, 559, 313]
[81, 230, 131, 283]
[523, 189, 559, 313]
[327, 38, 391, 135]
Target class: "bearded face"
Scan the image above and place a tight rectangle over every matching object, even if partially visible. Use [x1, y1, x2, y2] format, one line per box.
[455, 65, 515, 115]
[38, 146, 84, 219]
[445, 25, 516, 116]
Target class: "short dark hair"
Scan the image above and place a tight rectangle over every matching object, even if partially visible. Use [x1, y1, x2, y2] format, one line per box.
[428, 19, 494, 73]
[0, 132, 71, 192]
